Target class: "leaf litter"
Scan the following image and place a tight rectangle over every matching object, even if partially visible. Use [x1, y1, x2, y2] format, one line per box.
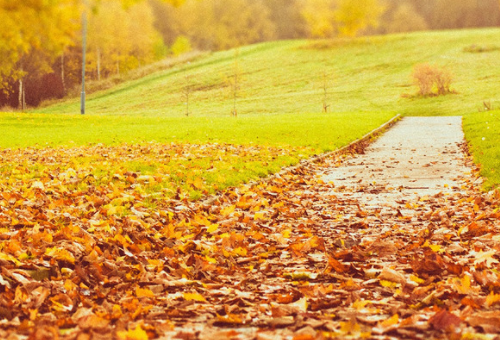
[0, 140, 499, 339]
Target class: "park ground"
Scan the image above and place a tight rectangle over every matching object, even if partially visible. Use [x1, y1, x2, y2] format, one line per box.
[0, 28, 499, 339]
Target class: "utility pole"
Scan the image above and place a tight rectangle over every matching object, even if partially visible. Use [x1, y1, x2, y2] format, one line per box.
[81, 0, 88, 115]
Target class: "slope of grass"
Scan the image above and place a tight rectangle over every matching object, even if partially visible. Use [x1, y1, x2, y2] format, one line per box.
[35, 28, 500, 117]
[463, 110, 500, 191]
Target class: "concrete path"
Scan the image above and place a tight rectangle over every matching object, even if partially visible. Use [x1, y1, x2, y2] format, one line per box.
[323, 116, 473, 211]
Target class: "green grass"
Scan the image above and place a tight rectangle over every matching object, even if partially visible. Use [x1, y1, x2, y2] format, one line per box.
[0, 111, 393, 151]
[463, 110, 500, 191]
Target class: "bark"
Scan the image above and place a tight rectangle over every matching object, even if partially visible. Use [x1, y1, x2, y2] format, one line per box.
[97, 48, 101, 81]
[61, 52, 66, 95]
[18, 78, 26, 111]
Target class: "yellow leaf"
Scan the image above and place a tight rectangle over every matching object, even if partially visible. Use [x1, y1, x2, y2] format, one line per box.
[352, 300, 371, 311]
[486, 291, 500, 307]
[192, 177, 204, 189]
[183, 292, 206, 302]
[423, 241, 442, 253]
[409, 274, 425, 284]
[221, 205, 236, 217]
[205, 256, 217, 264]
[117, 325, 149, 340]
[453, 275, 471, 294]
[254, 211, 266, 220]
[136, 287, 155, 298]
[340, 320, 361, 334]
[281, 229, 292, 239]
[207, 224, 218, 233]
[380, 280, 398, 288]
[64, 279, 78, 292]
[232, 247, 247, 257]
[45, 247, 75, 264]
[0, 251, 21, 266]
[284, 271, 318, 280]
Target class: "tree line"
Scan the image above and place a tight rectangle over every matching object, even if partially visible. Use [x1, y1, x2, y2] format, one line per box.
[1, 0, 500, 110]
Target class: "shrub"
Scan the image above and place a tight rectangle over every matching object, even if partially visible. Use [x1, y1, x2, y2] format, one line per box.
[171, 36, 192, 57]
[411, 63, 453, 96]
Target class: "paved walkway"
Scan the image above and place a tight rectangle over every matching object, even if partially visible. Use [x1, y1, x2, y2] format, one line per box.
[323, 116, 473, 212]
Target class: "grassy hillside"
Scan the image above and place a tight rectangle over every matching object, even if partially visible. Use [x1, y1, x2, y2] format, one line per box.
[13, 28, 500, 191]
[36, 28, 500, 117]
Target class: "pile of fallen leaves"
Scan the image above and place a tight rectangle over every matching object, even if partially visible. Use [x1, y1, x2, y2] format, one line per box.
[0, 142, 499, 339]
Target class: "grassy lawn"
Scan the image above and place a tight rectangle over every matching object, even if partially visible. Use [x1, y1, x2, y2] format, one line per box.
[463, 109, 500, 191]
[35, 28, 500, 118]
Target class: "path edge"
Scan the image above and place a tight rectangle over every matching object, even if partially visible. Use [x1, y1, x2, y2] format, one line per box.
[267, 113, 402, 180]
[202, 114, 402, 205]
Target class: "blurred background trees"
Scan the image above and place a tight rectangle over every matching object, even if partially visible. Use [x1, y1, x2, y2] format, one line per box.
[1, 0, 500, 109]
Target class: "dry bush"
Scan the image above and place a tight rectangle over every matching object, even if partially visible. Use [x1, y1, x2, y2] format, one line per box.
[0, 105, 15, 112]
[411, 63, 453, 96]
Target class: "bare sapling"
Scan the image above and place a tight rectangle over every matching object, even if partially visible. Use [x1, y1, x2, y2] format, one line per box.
[230, 49, 240, 117]
[483, 100, 493, 111]
[322, 71, 330, 113]
[182, 73, 193, 117]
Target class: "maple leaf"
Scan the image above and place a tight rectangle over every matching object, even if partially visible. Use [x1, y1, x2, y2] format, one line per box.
[485, 291, 500, 307]
[327, 256, 348, 273]
[45, 247, 75, 264]
[471, 250, 499, 268]
[429, 309, 462, 332]
[291, 297, 308, 312]
[451, 275, 472, 295]
[373, 314, 399, 334]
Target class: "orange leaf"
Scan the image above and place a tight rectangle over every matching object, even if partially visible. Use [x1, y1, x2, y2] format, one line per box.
[327, 256, 348, 273]
[136, 287, 155, 298]
[485, 291, 500, 307]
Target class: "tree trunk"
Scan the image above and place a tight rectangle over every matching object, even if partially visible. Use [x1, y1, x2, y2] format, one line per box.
[22, 85, 26, 111]
[18, 78, 26, 111]
[61, 52, 66, 95]
[97, 47, 101, 81]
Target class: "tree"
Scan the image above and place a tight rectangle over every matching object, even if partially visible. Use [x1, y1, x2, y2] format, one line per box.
[300, 0, 385, 38]
[264, 0, 308, 39]
[0, 0, 79, 109]
[300, 0, 337, 38]
[150, 0, 276, 51]
[333, 0, 385, 37]
[87, 0, 163, 79]
[383, 2, 428, 33]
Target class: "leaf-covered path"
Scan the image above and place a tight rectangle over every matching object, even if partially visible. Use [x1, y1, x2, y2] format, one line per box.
[1, 118, 500, 340]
